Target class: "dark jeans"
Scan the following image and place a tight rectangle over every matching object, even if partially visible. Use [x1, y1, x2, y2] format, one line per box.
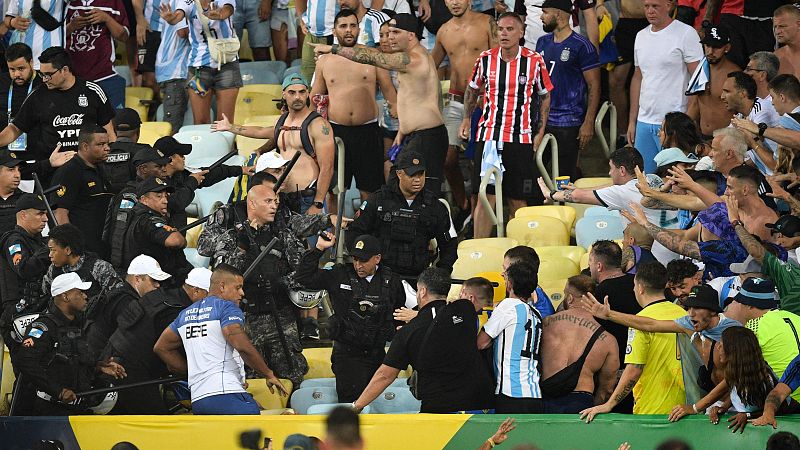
[331, 343, 385, 403]
[545, 125, 581, 181]
[494, 394, 544, 414]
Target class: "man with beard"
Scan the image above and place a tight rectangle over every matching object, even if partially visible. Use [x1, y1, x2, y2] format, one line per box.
[687, 25, 739, 140]
[431, 0, 496, 223]
[312, 9, 396, 200]
[311, 13, 449, 196]
[213, 73, 335, 215]
[0, 44, 41, 136]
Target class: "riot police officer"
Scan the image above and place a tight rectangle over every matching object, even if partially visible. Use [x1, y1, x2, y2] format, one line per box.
[106, 108, 150, 194]
[346, 151, 457, 280]
[295, 233, 404, 402]
[0, 150, 25, 235]
[15, 272, 126, 415]
[121, 177, 192, 286]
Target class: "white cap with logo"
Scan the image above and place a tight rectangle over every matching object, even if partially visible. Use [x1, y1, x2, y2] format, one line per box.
[127, 255, 171, 281]
[185, 267, 212, 291]
[256, 151, 289, 173]
[51, 272, 93, 297]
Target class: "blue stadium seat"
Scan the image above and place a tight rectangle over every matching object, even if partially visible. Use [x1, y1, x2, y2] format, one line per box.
[115, 66, 132, 87]
[575, 215, 625, 249]
[240, 61, 287, 83]
[370, 386, 421, 413]
[306, 403, 372, 415]
[177, 125, 235, 149]
[183, 248, 210, 269]
[290, 386, 338, 414]
[290, 58, 302, 67]
[584, 206, 621, 218]
[283, 66, 302, 78]
[189, 155, 244, 217]
[174, 130, 233, 166]
[299, 378, 336, 389]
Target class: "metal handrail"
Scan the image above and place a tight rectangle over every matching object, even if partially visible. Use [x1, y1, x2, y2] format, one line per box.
[335, 137, 346, 264]
[595, 101, 617, 158]
[536, 133, 560, 191]
[478, 167, 505, 237]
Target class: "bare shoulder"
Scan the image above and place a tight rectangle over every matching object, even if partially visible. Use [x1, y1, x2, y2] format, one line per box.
[310, 116, 333, 137]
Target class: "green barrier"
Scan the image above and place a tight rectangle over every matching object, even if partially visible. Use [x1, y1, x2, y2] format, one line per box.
[444, 414, 800, 450]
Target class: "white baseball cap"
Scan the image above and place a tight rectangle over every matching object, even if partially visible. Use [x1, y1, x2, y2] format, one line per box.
[51, 272, 92, 297]
[127, 255, 171, 281]
[185, 267, 212, 291]
[255, 152, 289, 173]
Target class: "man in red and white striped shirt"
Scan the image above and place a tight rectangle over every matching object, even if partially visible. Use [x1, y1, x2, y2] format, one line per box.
[459, 12, 553, 238]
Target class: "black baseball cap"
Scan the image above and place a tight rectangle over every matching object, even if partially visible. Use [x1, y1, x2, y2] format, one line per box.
[541, 0, 572, 14]
[154, 136, 192, 157]
[767, 215, 800, 238]
[0, 150, 24, 168]
[350, 234, 381, 260]
[683, 284, 723, 313]
[389, 13, 422, 38]
[132, 146, 172, 167]
[727, 277, 777, 310]
[700, 25, 731, 47]
[136, 177, 174, 197]
[15, 193, 47, 212]
[114, 108, 142, 132]
[395, 151, 426, 176]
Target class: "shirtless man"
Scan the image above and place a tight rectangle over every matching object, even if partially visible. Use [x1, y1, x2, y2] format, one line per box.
[431, 0, 497, 217]
[608, 0, 647, 139]
[311, 13, 449, 196]
[687, 25, 738, 139]
[774, 4, 800, 80]
[540, 274, 619, 414]
[312, 9, 397, 199]
[212, 73, 335, 215]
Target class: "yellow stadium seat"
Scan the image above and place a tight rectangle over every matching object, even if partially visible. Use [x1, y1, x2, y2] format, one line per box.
[515, 205, 577, 232]
[452, 245, 507, 279]
[567, 177, 614, 227]
[440, 79, 450, 94]
[476, 271, 506, 304]
[246, 378, 293, 410]
[235, 118, 280, 155]
[139, 121, 172, 145]
[239, 30, 254, 62]
[236, 84, 283, 124]
[185, 219, 203, 248]
[539, 277, 570, 310]
[538, 256, 579, 283]
[458, 237, 518, 252]
[506, 216, 569, 247]
[125, 95, 148, 121]
[534, 246, 586, 267]
[303, 347, 333, 379]
[1, 346, 13, 412]
[126, 86, 154, 101]
[580, 252, 590, 270]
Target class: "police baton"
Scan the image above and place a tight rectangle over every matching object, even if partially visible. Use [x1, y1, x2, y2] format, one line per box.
[179, 211, 215, 233]
[201, 150, 239, 172]
[33, 173, 58, 226]
[402, 275, 500, 287]
[332, 189, 346, 262]
[273, 151, 301, 193]
[242, 237, 280, 280]
[74, 376, 184, 397]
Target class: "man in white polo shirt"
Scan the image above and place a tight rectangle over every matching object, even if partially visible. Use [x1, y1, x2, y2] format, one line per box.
[153, 263, 288, 414]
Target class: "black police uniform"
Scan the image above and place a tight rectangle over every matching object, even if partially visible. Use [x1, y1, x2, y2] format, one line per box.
[85, 281, 138, 361]
[105, 285, 191, 414]
[346, 178, 457, 278]
[122, 202, 192, 285]
[106, 137, 149, 194]
[103, 180, 139, 270]
[295, 247, 405, 402]
[0, 188, 23, 235]
[14, 303, 96, 415]
[167, 165, 243, 231]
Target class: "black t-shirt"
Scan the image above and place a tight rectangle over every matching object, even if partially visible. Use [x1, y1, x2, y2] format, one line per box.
[0, 189, 23, 236]
[13, 78, 115, 161]
[594, 274, 641, 368]
[50, 155, 113, 256]
[0, 73, 41, 130]
[384, 299, 494, 413]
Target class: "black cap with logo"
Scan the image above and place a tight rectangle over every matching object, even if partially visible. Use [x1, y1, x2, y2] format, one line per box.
[154, 136, 192, 157]
[136, 177, 175, 197]
[0, 150, 25, 168]
[700, 25, 731, 48]
[15, 193, 47, 212]
[766, 215, 800, 238]
[395, 151, 426, 176]
[350, 234, 381, 260]
[132, 146, 172, 167]
[683, 284, 723, 313]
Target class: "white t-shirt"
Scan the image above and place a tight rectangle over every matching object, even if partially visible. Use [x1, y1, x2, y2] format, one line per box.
[170, 296, 247, 402]
[707, 275, 742, 309]
[482, 297, 542, 398]
[744, 97, 782, 175]
[634, 20, 703, 124]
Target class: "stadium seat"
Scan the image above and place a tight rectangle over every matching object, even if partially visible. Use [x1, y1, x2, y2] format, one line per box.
[289, 386, 338, 414]
[139, 122, 172, 145]
[370, 386, 421, 413]
[178, 125, 236, 149]
[580, 252, 589, 270]
[567, 177, 614, 224]
[515, 205, 577, 232]
[452, 247, 506, 279]
[506, 216, 569, 247]
[126, 86, 154, 101]
[534, 246, 586, 267]
[246, 378, 293, 410]
[584, 206, 621, 217]
[477, 271, 506, 303]
[300, 378, 336, 389]
[283, 66, 302, 78]
[458, 237, 518, 251]
[307, 403, 372, 415]
[539, 277, 569, 310]
[236, 117, 279, 155]
[239, 30, 254, 61]
[538, 256, 579, 283]
[116, 66, 132, 87]
[575, 215, 625, 249]
[236, 84, 283, 123]
[303, 347, 334, 379]
[1, 345, 12, 411]
[125, 95, 148, 121]
[290, 58, 302, 67]
[174, 130, 234, 166]
[185, 218, 203, 248]
[183, 248, 210, 268]
[240, 61, 283, 84]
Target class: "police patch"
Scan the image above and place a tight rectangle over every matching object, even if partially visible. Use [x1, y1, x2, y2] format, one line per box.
[8, 244, 21, 255]
[28, 328, 43, 338]
[88, 181, 96, 187]
[57, 186, 66, 197]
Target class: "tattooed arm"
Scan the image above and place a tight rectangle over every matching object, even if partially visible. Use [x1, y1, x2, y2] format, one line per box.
[643, 221, 701, 260]
[751, 383, 792, 428]
[733, 222, 766, 264]
[579, 364, 643, 423]
[308, 117, 335, 207]
[621, 245, 635, 272]
[312, 44, 414, 72]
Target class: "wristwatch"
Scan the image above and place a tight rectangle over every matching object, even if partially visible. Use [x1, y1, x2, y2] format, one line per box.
[758, 122, 768, 138]
[312, 201, 324, 209]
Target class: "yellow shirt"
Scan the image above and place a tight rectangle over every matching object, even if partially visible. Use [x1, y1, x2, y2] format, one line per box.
[625, 300, 686, 414]
[748, 310, 800, 402]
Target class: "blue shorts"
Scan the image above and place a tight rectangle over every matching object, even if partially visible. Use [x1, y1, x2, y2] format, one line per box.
[233, 0, 272, 48]
[634, 121, 661, 173]
[192, 392, 260, 415]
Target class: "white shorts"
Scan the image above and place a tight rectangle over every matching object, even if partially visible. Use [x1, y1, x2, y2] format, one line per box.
[444, 100, 465, 147]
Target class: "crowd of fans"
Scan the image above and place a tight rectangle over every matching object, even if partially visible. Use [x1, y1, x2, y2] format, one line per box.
[1, 0, 800, 448]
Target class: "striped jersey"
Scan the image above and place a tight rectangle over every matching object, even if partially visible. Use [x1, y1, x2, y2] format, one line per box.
[482, 297, 542, 398]
[358, 9, 388, 47]
[177, 0, 238, 69]
[169, 296, 248, 402]
[156, 0, 191, 83]
[469, 46, 553, 144]
[302, 0, 339, 37]
[6, 0, 65, 69]
[143, 0, 163, 31]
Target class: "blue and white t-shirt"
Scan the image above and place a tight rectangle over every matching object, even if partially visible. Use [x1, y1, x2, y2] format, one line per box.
[302, 0, 338, 37]
[6, 0, 65, 69]
[359, 9, 389, 47]
[156, 0, 191, 83]
[170, 296, 247, 402]
[177, 0, 238, 69]
[143, 0, 163, 31]
[482, 297, 542, 398]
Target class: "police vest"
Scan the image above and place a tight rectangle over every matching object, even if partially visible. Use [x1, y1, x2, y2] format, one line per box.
[273, 111, 322, 159]
[106, 141, 148, 194]
[240, 226, 292, 314]
[0, 229, 48, 322]
[329, 267, 396, 350]
[376, 189, 440, 275]
[109, 291, 186, 365]
[27, 314, 94, 389]
[104, 188, 138, 270]
[51, 253, 104, 299]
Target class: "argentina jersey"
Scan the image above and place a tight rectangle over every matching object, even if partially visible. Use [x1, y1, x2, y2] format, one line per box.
[178, 0, 237, 68]
[156, 0, 191, 83]
[6, 0, 65, 69]
[169, 296, 247, 401]
[144, 0, 163, 31]
[360, 9, 388, 47]
[302, 0, 338, 37]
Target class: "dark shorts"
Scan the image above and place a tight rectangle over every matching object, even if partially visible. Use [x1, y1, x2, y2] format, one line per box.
[719, 14, 775, 69]
[615, 18, 649, 65]
[332, 121, 385, 193]
[137, 30, 161, 73]
[542, 391, 594, 414]
[382, 127, 398, 142]
[472, 141, 540, 202]
[403, 124, 448, 195]
[190, 61, 243, 92]
[160, 78, 188, 134]
[494, 394, 544, 414]
[545, 125, 581, 181]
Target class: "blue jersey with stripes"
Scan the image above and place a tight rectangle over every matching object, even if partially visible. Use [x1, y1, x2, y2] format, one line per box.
[6, 0, 65, 69]
[483, 297, 542, 398]
[302, 0, 338, 37]
[156, 0, 191, 82]
[143, 0, 163, 31]
[178, 0, 238, 68]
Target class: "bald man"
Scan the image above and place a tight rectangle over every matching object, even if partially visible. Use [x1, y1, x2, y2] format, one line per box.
[774, 5, 800, 80]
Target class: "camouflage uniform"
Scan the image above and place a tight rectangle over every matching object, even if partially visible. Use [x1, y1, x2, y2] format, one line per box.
[244, 308, 308, 386]
[41, 253, 124, 310]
